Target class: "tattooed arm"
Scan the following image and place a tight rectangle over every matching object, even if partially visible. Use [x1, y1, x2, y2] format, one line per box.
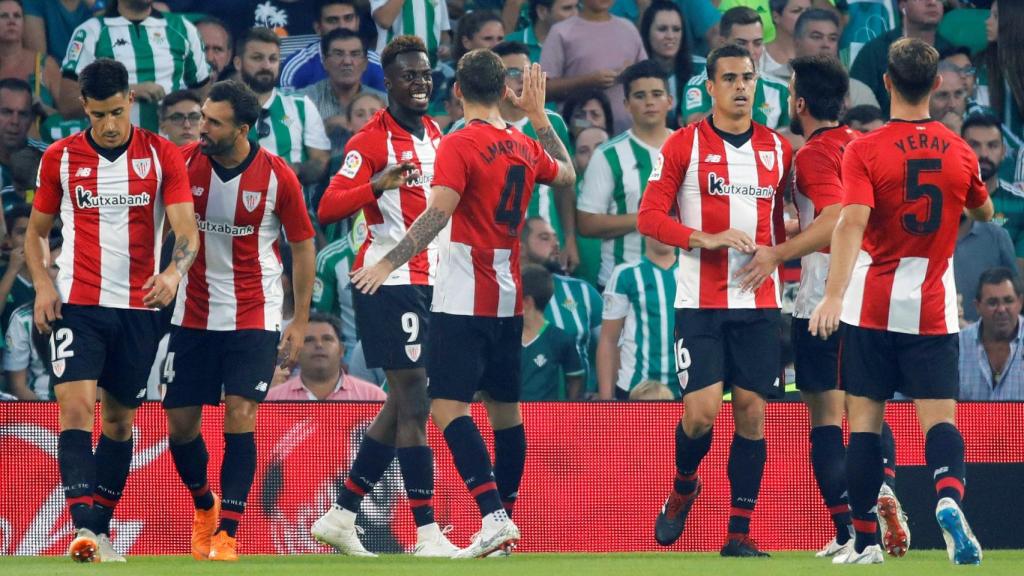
[509, 63, 577, 187]
[143, 201, 200, 308]
[534, 123, 576, 188]
[350, 186, 462, 294]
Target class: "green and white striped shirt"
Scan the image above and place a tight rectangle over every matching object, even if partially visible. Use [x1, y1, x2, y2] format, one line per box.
[249, 89, 331, 163]
[4, 303, 49, 400]
[61, 11, 209, 132]
[370, 0, 451, 63]
[449, 111, 573, 240]
[545, 274, 602, 391]
[602, 257, 679, 397]
[312, 238, 358, 356]
[681, 70, 790, 129]
[578, 130, 661, 286]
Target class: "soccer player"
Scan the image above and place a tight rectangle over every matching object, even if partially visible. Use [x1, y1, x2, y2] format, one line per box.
[735, 54, 909, 559]
[637, 43, 792, 558]
[810, 38, 993, 565]
[351, 54, 576, 557]
[162, 79, 316, 562]
[311, 35, 459, 558]
[27, 58, 199, 563]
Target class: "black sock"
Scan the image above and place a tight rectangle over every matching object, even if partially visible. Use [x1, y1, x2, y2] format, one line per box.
[847, 432, 883, 553]
[726, 434, 766, 537]
[397, 446, 435, 527]
[810, 425, 851, 544]
[493, 424, 526, 517]
[218, 432, 256, 537]
[169, 435, 215, 510]
[443, 416, 502, 517]
[58, 430, 95, 530]
[92, 434, 133, 535]
[674, 424, 712, 495]
[925, 422, 966, 506]
[337, 435, 395, 513]
[881, 421, 897, 490]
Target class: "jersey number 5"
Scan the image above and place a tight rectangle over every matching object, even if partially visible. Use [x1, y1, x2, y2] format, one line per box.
[902, 159, 943, 235]
[495, 165, 527, 236]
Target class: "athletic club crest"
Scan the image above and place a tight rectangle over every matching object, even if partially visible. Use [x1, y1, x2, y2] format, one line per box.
[52, 359, 65, 378]
[405, 344, 421, 362]
[242, 190, 262, 212]
[132, 158, 152, 179]
[758, 151, 776, 172]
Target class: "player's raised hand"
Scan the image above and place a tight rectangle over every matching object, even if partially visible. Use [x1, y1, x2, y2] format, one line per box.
[809, 295, 843, 340]
[277, 319, 306, 370]
[350, 260, 395, 295]
[735, 245, 782, 292]
[371, 162, 421, 193]
[509, 63, 547, 117]
[33, 282, 62, 334]
[142, 268, 182, 308]
[696, 229, 756, 252]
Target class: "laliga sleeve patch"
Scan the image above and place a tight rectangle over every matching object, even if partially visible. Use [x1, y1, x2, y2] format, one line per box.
[338, 151, 363, 179]
[685, 87, 703, 112]
[649, 153, 664, 181]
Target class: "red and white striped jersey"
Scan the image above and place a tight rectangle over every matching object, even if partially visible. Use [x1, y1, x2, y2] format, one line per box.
[318, 109, 442, 285]
[34, 128, 192, 309]
[172, 143, 315, 331]
[791, 125, 857, 319]
[431, 120, 560, 317]
[638, 118, 792, 309]
[840, 120, 989, 335]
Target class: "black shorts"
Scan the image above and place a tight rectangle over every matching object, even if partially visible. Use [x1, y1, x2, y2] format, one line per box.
[792, 317, 840, 393]
[674, 308, 783, 399]
[50, 304, 162, 408]
[353, 284, 432, 370]
[161, 326, 280, 408]
[839, 323, 959, 401]
[427, 313, 522, 403]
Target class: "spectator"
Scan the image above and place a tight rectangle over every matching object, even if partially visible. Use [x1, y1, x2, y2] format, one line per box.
[441, 77, 463, 132]
[0, 80, 45, 196]
[312, 236, 358, 360]
[640, 0, 703, 125]
[346, 92, 385, 133]
[842, 103, 885, 132]
[196, 17, 235, 84]
[838, 0, 898, 68]
[266, 312, 387, 401]
[0, 0, 60, 123]
[982, 1, 1024, 158]
[613, 0, 722, 58]
[520, 264, 585, 401]
[58, 0, 210, 133]
[22, 0, 98, 62]
[789, 9, 878, 108]
[963, 113, 1024, 270]
[369, 0, 452, 64]
[959, 267, 1024, 400]
[280, 0, 386, 93]
[579, 61, 674, 288]
[954, 207, 1017, 323]
[717, 0, 778, 43]
[761, 0, 810, 83]
[238, 28, 330, 186]
[453, 10, 505, 62]
[521, 217, 603, 395]
[561, 89, 613, 139]
[3, 244, 58, 400]
[248, 0, 318, 59]
[158, 89, 201, 147]
[1, 147, 41, 211]
[849, 0, 951, 117]
[597, 237, 679, 400]
[682, 7, 790, 129]
[304, 29, 387, 153]
[0, 203, 34, 330]
[941, 46, 981, 109]
[573, 126, 608, 173]
[932, 65, 968, 133]
[542, 0, 647, 135]
[506, 0, 579, 63]
[628, 379, 675, 400]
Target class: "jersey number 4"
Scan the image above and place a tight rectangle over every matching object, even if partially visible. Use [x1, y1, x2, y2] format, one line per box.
[495, 165, 527, 236]
[902, 159, 943, 235]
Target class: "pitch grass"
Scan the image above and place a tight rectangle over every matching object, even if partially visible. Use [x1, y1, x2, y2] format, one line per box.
[2, 551, 1023, 576]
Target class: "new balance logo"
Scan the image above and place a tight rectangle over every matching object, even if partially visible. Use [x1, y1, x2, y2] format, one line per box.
[75, 167, 91, 178]
[704, 154, 721, 163]
[136, 388, 146, 399]
[255, 381, 269, 392]
[400, 151, 414, 161]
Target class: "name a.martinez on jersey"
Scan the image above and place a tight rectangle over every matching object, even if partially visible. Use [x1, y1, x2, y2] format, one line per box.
[195, 216, 256, 237]
[74, 185, 152, 209]
[706, 173, 776, 198]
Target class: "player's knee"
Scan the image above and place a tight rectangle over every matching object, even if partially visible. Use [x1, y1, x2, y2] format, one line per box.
[398, 395, 431, 427]
[732, 401, 765, 439]
[59, 397, 94, 431]
[682, 411, 716, 436]
[100, 414, 133, 440]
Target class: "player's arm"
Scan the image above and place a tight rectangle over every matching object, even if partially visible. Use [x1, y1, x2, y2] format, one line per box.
[596, 316, 624, 400]
[318, 135, 420, 224]
[25, 208, 58, 333]
[967, 198, 994, 222]
[511, 64, 576, 187]
[809, 203, 869, 339]
[143, 202, 200, 308]
[281, 237, 316, 368]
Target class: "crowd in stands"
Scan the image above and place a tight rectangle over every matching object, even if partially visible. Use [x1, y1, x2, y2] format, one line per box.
[0, 0, 1021, 403]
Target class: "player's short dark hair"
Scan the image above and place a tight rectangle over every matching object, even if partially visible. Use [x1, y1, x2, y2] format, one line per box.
[5, 202, 31, 234]
[976, 267, 1024, 301]
[706, 44, 755, 80]
[521, 263, 555, 310]
[492, 40, 530, 59]
[886, 37, 939, 105]
[842, 104, 883, 126]
[309, 311, 345, 343]
[321, 28, 364, 58]
[79, 58, 129, 101]
[961, 112, 1002, 137]
[207, 80, 261, 129]
[381, 35, 427, 70]
[720, 6, 762, 38]
[159, 89, 201, 119]
[794, 8, 840, 38]
[619, 60, 668, 96]
[239, 27, 280, 56]
[456, 49, 506, 106]
[791, 54, 848, 122]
